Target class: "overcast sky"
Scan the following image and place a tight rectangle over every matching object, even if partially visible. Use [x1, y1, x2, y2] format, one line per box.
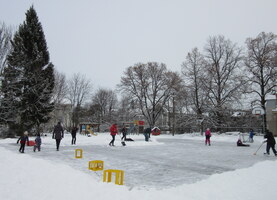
[1, 0, 277, 91]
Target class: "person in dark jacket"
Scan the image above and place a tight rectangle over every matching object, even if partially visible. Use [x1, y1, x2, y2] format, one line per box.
[52, 122, 64, 151]
[264, 130, 277, 156]
[143, 127, 151, 141]
[17, 131, 29, 153]
[109, 124, 118, 146]
[71, 126, 78, 145]
[34, 134, 42, 152]
[121, 125, 127, 141]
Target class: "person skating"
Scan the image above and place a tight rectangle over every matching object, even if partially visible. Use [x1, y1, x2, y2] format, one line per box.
[34, 134, 42, 152]
[264, 129, 277, 156]
[17, 131, 29, 153]
[109, 123, 118, 146]
[205, 128, 211, 146]
[52, 122, 64, 151]
[71, 126, 78, 145]
[143, 127, 151, 141]
[121, 125, 127, 141]
[248, 129, 255, 143]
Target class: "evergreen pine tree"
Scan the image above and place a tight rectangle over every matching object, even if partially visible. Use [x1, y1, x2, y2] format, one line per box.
[0, 6, 54, 136]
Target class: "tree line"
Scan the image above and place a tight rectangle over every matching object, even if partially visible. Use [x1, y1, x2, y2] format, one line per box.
[0, 6, 276, 137]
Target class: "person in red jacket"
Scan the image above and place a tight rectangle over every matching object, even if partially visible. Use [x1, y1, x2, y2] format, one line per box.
[205, 128, 212, 146]
[109, 124, 118, 146]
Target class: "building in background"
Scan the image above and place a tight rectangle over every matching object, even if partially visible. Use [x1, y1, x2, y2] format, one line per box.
[266, 95, 277, 136]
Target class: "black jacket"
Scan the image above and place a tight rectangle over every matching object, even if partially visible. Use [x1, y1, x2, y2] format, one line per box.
[121, 127, 127, 134]
[71, 127, 78, 137]
[53, 124, 64, 139]
[17, 135, 29, 144]
[264, 131, 276, 145]
[144, 128, 151, 134]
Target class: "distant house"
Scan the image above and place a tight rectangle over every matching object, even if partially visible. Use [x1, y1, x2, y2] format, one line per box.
[266, 95, 277, 136]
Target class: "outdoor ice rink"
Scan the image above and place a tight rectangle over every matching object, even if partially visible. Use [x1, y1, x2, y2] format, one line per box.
[2, 133, 276, 190]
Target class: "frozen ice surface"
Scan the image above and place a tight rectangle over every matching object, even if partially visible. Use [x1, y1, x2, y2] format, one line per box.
[2, 133, 275, 190]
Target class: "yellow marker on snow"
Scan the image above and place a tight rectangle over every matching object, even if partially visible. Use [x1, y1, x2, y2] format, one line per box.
[75, 149, 83, 158]
[103, 169, 124, 185]
[88, 160, 104, 171]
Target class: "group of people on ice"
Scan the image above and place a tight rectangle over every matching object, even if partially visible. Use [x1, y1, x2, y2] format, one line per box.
[16, 122, 277, 156]
[109, 123, 130, 146]
[16, 121, 75, 153]
[17, 131, 41, 153]
[237, 129, 276, 156]
[204, 127, 276, 156]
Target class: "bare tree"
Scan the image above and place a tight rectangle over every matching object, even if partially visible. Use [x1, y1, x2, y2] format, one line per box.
[92, 88, 118, 123]
[118, 62, 181, 127]
[52, 70, 67, 105]
[0, 22, 13, 75]
[204, 35, 245, 131]
[67, 73, 92, 126]
[49, 70, 68, 127]
[245, 32, 277, 131]
[182, 48, 209, 134]
[117, 95, 139, 122]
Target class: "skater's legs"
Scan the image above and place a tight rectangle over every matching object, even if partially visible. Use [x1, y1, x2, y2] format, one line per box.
[56, 139, 61, 150]
[121, 134, 126, 141]
[109, 135, 115, 146]
[71, 137, 76, 145]
[19, 143, 24, 152]
[266, 143, 270, 154]
[205, 136, 211, 145]
[271, 144, 277, 155]
[20, 143, 25, 153]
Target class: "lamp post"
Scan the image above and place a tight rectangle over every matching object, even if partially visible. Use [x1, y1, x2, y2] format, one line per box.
[172, 93, 176, 136]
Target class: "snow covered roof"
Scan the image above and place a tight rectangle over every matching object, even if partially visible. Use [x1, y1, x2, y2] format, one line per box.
[151, 127, 160, 131]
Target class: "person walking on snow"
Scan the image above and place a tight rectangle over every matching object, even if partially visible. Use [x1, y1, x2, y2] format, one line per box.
[17, 131, 29, 153]
[205, 128, 211, 146]
[52, 122, 64, 151]
[33, 134, 42, 152]
[109, 124, 118, 146]
[71, 126, 78, 145]
[264, 129, 277, 156]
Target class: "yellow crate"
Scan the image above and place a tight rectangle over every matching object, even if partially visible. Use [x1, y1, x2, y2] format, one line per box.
[75, 149, 83, 158]
[88, 160, 104, 171]
[103, 169, 124, 185]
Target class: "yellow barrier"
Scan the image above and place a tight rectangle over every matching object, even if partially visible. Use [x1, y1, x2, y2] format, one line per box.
[75, 149, 83, 158]
[103, 169, 124, 185]
[88, 160, 104, 171]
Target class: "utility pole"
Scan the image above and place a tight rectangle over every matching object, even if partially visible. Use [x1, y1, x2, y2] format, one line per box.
[172, 95, 176, 136]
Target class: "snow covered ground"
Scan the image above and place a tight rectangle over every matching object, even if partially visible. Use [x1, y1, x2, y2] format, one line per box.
[1, 132, 277, 200]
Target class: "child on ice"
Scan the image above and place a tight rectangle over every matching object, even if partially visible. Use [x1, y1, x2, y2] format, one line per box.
[34, 134, 42, 152]
[17, 131, 29, 153]
[205, 128, 211, 146]
[248, 129, 255, 143]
